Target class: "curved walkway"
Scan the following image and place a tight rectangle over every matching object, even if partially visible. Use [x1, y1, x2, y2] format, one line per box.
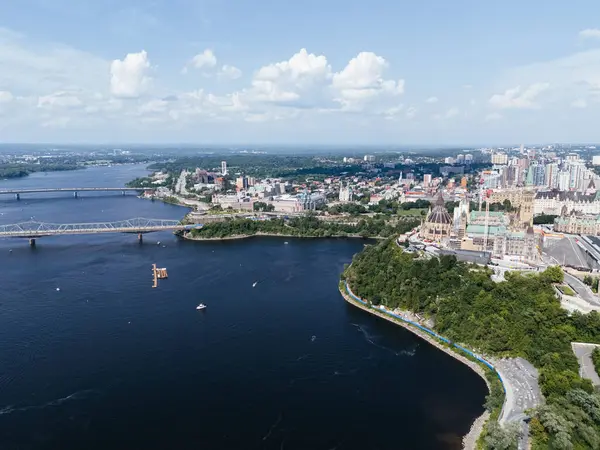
[340, 281, 499, 449]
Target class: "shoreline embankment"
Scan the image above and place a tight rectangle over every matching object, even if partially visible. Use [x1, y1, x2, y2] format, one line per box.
[182, 232, 381, 241]
[339, 281, 499, 450]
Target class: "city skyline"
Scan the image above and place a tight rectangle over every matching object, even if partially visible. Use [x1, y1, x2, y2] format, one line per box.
[1, 1, 600, 144]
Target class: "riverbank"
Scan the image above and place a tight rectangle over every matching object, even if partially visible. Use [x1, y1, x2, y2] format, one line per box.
[339, 282, 493, 450]
[182, 231, 378, 241]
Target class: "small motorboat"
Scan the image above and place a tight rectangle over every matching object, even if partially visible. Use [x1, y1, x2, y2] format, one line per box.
[196, 303, 207, 310]
[252, 281, 258, 287]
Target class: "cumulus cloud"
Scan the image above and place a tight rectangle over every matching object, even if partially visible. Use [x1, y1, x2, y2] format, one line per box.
[579, 29, 600, 39]
[489, 83, 550, 109]
[110, 50, 151, 98]
[332, 52, 404, 110]
[190, 49, 217, 70]
[218, 64, 242, 80]
[246, 48, 331, 105]
[425, 96, 438, 103]
[571, 99, 587, 108]
[405, 106, 417, 119]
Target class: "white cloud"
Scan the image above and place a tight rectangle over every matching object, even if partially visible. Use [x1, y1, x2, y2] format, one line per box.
[571, 99, 587, 108]
[445, 107, 459, 118]
[579, 29, 600, 39]
[190, 49, 217, 70]
[425, 96, 438, 103]
[489, 83, 550, 109]
[248, 48, 331, 104]
[110, 50, 151, 98]
[433, 107, 459, 120]
[37, 91, 83, 109]
[0, 91, 13, 103]
[332, 52, 404, 110]
[406, 106, 416, 119]
[218, 64, 242, 80]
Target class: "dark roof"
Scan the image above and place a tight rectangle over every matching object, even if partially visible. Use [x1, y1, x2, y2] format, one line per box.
[434, 191, 446, 207]
[426, 203, 452, 225]
[589, 179, 596, 190]
[535, 190, 597, 202]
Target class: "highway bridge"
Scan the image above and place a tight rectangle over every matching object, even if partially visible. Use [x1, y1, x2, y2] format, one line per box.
[0, 217, 202, 246]
[0, 187, 153, 199]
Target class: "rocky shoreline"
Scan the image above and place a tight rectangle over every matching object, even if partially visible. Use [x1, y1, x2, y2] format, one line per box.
[339, 284, 492, 450]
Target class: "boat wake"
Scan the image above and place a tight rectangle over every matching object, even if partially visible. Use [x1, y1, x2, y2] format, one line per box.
[0, 389, 98, 417]
[351, 323, 416, 357]
[262, 412, 283, 442]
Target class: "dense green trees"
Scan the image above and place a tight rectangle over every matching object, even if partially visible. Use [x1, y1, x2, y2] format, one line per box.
[343, 240, 600, 448]
[0, 163, 78, 178]
[189, 216, 419, 239]
[533, 214, 558, 225]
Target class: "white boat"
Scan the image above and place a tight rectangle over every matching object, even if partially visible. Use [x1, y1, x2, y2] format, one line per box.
[252, 281, 258, 287]
[196, 303, 207, 310]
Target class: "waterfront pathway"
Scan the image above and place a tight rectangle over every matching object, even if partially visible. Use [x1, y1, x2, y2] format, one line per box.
[340, 281, 544, 449]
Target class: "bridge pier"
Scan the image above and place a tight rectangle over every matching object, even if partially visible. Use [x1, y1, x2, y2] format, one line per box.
[15, 193, 19, 200]
[29, 238, 35, 247]
[122, 191, 126, 196]
[138, 233, 143, 243]
[73, 191, 78, 198]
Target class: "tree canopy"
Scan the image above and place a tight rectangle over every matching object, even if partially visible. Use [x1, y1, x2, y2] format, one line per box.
[343, 240, 600, 448]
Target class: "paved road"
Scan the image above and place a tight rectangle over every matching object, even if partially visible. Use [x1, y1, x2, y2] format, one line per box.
[563, 272, 600, 305]
[572, 342, 600, 386]
[493, 357, 543, 424]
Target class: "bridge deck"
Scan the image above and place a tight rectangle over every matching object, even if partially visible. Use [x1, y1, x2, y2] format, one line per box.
[0, 187, 152, 195]
[0, 218, 200, 238]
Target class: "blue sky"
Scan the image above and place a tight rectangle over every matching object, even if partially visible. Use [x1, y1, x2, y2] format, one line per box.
[1, 0, 600, 145]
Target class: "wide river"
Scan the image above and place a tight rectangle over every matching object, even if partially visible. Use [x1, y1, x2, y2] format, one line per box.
[0, 165, 487, 450]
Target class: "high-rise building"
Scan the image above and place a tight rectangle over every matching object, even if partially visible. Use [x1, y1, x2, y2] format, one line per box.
[491, 153, 508, 165]
[236, 176, 248, 190]
[456, 154, 465, 164]
[531, 163, 545, 186]
[545, 163, 559, 189]
[423, 174, 432, 187]
[444, 157, 455, 164]
[558, 170, 570, 191]
[465, 154, 474, 164]
[363, 155, 376, 162]
[461, 177, 468, 188]
[221, 161, 228, 176]
[566, 153, 579, 162]
[593, 155, 600, 166]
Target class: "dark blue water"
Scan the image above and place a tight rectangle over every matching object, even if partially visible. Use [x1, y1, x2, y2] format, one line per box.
[0, 166, 487, 450]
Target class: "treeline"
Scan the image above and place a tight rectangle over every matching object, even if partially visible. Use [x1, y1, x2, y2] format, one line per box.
[189, 216, 419, 239]
[327, 199, 430, 216]
[0, 163, 79, 179]
[533, 214, 558, 225]
[343, 240, 600, 449]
